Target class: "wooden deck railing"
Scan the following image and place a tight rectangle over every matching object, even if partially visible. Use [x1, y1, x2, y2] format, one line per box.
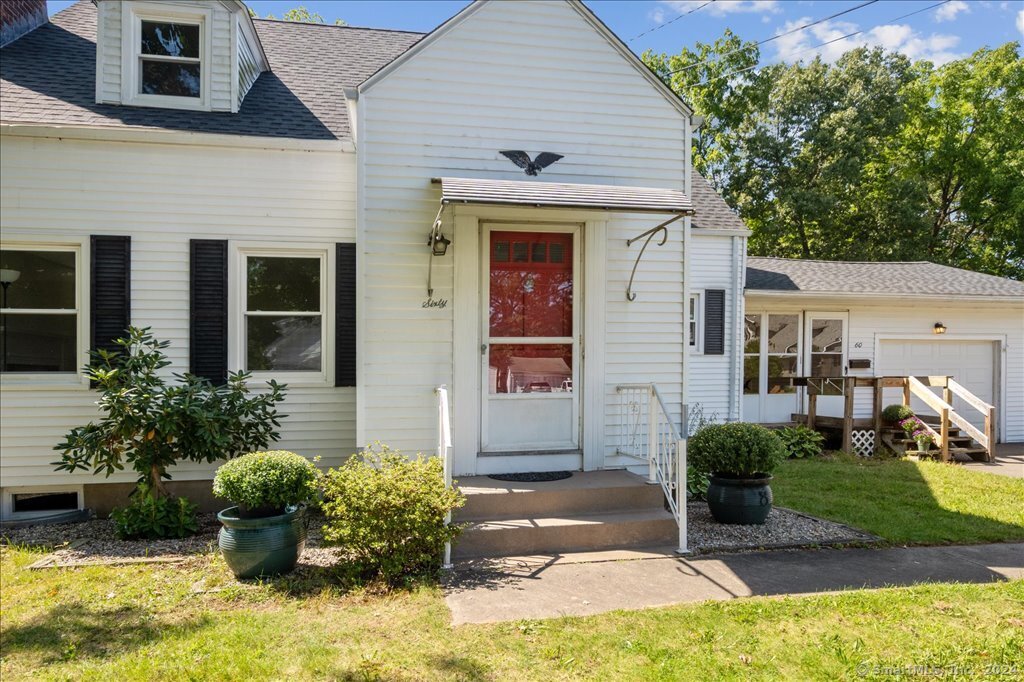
[791, 375, 995, 462]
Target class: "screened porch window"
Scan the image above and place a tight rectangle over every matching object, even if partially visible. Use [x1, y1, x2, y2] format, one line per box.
[766, 314, 798, 394]
[743, 314, 760, 395]
[0, 247, 79, 374]
[244, 254, 324, 372]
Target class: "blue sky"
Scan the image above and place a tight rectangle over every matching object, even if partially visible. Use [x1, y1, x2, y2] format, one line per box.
[48, 1, 1024, 66]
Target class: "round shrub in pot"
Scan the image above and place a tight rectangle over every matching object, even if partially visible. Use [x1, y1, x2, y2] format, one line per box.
[688, 423, 787, 525]
[213, 451, 321, 579]
[881, 404, 914, 427]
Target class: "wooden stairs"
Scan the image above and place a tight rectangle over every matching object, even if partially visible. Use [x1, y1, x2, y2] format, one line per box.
[880, 419, 990, 462]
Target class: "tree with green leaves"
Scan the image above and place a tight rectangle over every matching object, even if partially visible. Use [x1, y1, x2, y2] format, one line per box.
[55, 327, 288, 499]
[643, 29, 765, 191]
[250, 5, 347, 26]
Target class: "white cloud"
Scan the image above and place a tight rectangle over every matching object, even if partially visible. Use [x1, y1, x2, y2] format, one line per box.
[1017, 9, 1024, 35]
[935, 1, 970, 22]
[772, 17, 964, 66]
[649, 6, 666, 24]
[660, 0, 783, 17]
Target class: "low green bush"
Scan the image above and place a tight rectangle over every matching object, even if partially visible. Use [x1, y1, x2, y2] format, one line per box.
[687, 466, 710, 500]
[111, 486, 199, 540]
[688, 422, 787, 478]
[881, 404, 914, 423]
[213, 451, 321, 515]
[321, 444, 465, 584]
[775, 425, 826, 459]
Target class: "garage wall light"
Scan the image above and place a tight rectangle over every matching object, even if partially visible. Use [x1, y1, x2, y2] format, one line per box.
[934, 322, 947, 335]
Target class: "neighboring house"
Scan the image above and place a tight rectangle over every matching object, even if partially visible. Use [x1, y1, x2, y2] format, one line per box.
[0, 0, 1019, 524]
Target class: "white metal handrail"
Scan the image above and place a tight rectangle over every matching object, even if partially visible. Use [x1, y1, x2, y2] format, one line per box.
[435, 384, 453, 568]
[615, 383, 688, 554]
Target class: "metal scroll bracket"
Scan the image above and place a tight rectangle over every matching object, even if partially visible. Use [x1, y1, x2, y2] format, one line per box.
[625, 214, 684, 301]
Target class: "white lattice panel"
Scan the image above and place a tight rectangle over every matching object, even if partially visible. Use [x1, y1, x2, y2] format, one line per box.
[851, 429, 875, 457]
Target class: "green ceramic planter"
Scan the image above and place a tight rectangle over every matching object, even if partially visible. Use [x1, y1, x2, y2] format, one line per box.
[706, 475, 773, 525]
[218, 505, 306, 579]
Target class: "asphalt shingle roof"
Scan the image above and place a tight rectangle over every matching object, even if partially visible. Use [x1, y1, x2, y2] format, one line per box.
[691, 172, 747, 231]
[0, 0, 422, 140]
[746, 258, 1024, 298]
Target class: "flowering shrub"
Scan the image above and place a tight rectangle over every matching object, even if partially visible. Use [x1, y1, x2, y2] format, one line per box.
[900, 416, 924, 437]
[913, 430, 934, 450]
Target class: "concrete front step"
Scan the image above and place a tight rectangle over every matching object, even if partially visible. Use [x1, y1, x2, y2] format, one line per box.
[455, 470, 663, 522]
[452, 508, 678, 559]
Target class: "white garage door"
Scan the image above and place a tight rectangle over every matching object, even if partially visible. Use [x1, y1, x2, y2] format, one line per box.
[878, 340, 996, 430]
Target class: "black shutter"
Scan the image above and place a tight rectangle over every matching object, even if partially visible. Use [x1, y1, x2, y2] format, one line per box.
[190, 240, 228, 385]
[335, 243, 356, 387]
[703, 289, 725, 355]
[90, 235, 131, 356]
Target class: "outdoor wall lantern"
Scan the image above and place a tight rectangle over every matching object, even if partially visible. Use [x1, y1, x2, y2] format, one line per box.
[934, 322, 947, 335]
[426, 204, 450, 296]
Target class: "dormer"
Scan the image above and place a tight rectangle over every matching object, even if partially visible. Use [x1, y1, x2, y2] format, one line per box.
[94, 0, 269, 113]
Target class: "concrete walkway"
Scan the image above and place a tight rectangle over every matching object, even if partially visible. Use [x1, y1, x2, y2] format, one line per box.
[962, 443, 1024, 479]
[444, 543, 1024, 625]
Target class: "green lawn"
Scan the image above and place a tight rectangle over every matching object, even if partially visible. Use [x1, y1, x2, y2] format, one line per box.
[2, 546, 1023, 681]
[774, 455, 1024, 545]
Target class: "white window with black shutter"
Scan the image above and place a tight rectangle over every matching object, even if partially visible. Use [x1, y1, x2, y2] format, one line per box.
[228, 243, 335, 386]
[0, 239, 88, 386]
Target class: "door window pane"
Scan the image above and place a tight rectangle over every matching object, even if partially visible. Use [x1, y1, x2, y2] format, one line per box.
[247, 256, 320, 312]
[489, 232, 572, 338]
[488, 344, 572, 394]
[247, 316, 322, 371]
[811, 319, 843, 353]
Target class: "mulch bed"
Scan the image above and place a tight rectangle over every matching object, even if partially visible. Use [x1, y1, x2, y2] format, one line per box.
[687, 503, 879, 554]
[1, 512, 347, 570]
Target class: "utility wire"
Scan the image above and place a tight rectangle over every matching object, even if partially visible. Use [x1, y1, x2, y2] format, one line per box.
[663, 0, 880, 76]
[629, 1, 716, 43]
[681, 0, 952, 91]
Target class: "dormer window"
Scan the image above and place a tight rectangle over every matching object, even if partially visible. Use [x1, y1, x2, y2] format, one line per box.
[139, 21, 201, 98]
[120, 2, 212, 110]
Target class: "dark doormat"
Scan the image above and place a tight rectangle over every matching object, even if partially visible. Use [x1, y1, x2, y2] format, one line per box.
[487, 471, 573, 482]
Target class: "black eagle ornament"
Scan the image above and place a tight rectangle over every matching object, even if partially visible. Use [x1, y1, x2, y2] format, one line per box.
[500, 150, 564, 176]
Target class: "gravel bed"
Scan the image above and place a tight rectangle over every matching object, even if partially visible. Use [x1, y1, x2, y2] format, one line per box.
[687, 502, 877, 554]
[0, 512, 347, 568]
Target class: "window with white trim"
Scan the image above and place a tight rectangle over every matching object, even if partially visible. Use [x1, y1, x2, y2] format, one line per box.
[1, 245, 81, 374]
[122, 3, 210, 110]
[242, 251, 327, 375]
[688, 294, 702, 350]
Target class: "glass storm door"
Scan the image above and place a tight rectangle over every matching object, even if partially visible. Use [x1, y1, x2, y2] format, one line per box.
[481, 227, 580, 452]
[804, 312, 848, 418]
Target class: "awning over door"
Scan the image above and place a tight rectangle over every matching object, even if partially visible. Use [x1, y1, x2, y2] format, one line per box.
[432, 177, 694, 214]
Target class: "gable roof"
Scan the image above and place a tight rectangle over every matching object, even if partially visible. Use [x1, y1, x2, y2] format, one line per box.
[358, 0, 693, 118]
[0, 1, 422, 141]
[691, 172, 747, 231]
[746, 258, 1024, 299]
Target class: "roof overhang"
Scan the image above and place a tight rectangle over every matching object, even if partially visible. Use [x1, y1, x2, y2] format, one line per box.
[744, 289, 1024, 305]
[432, 177, 694, 214]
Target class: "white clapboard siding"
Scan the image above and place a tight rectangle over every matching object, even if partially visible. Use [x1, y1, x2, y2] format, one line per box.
[360, 0, 694, 460]
[95, 0, 239, 112]
[0, 134, 358, 487]
[237, 16, 260, 106]
[687, 232, 743, 422]
[744, 296, 1024, 442]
